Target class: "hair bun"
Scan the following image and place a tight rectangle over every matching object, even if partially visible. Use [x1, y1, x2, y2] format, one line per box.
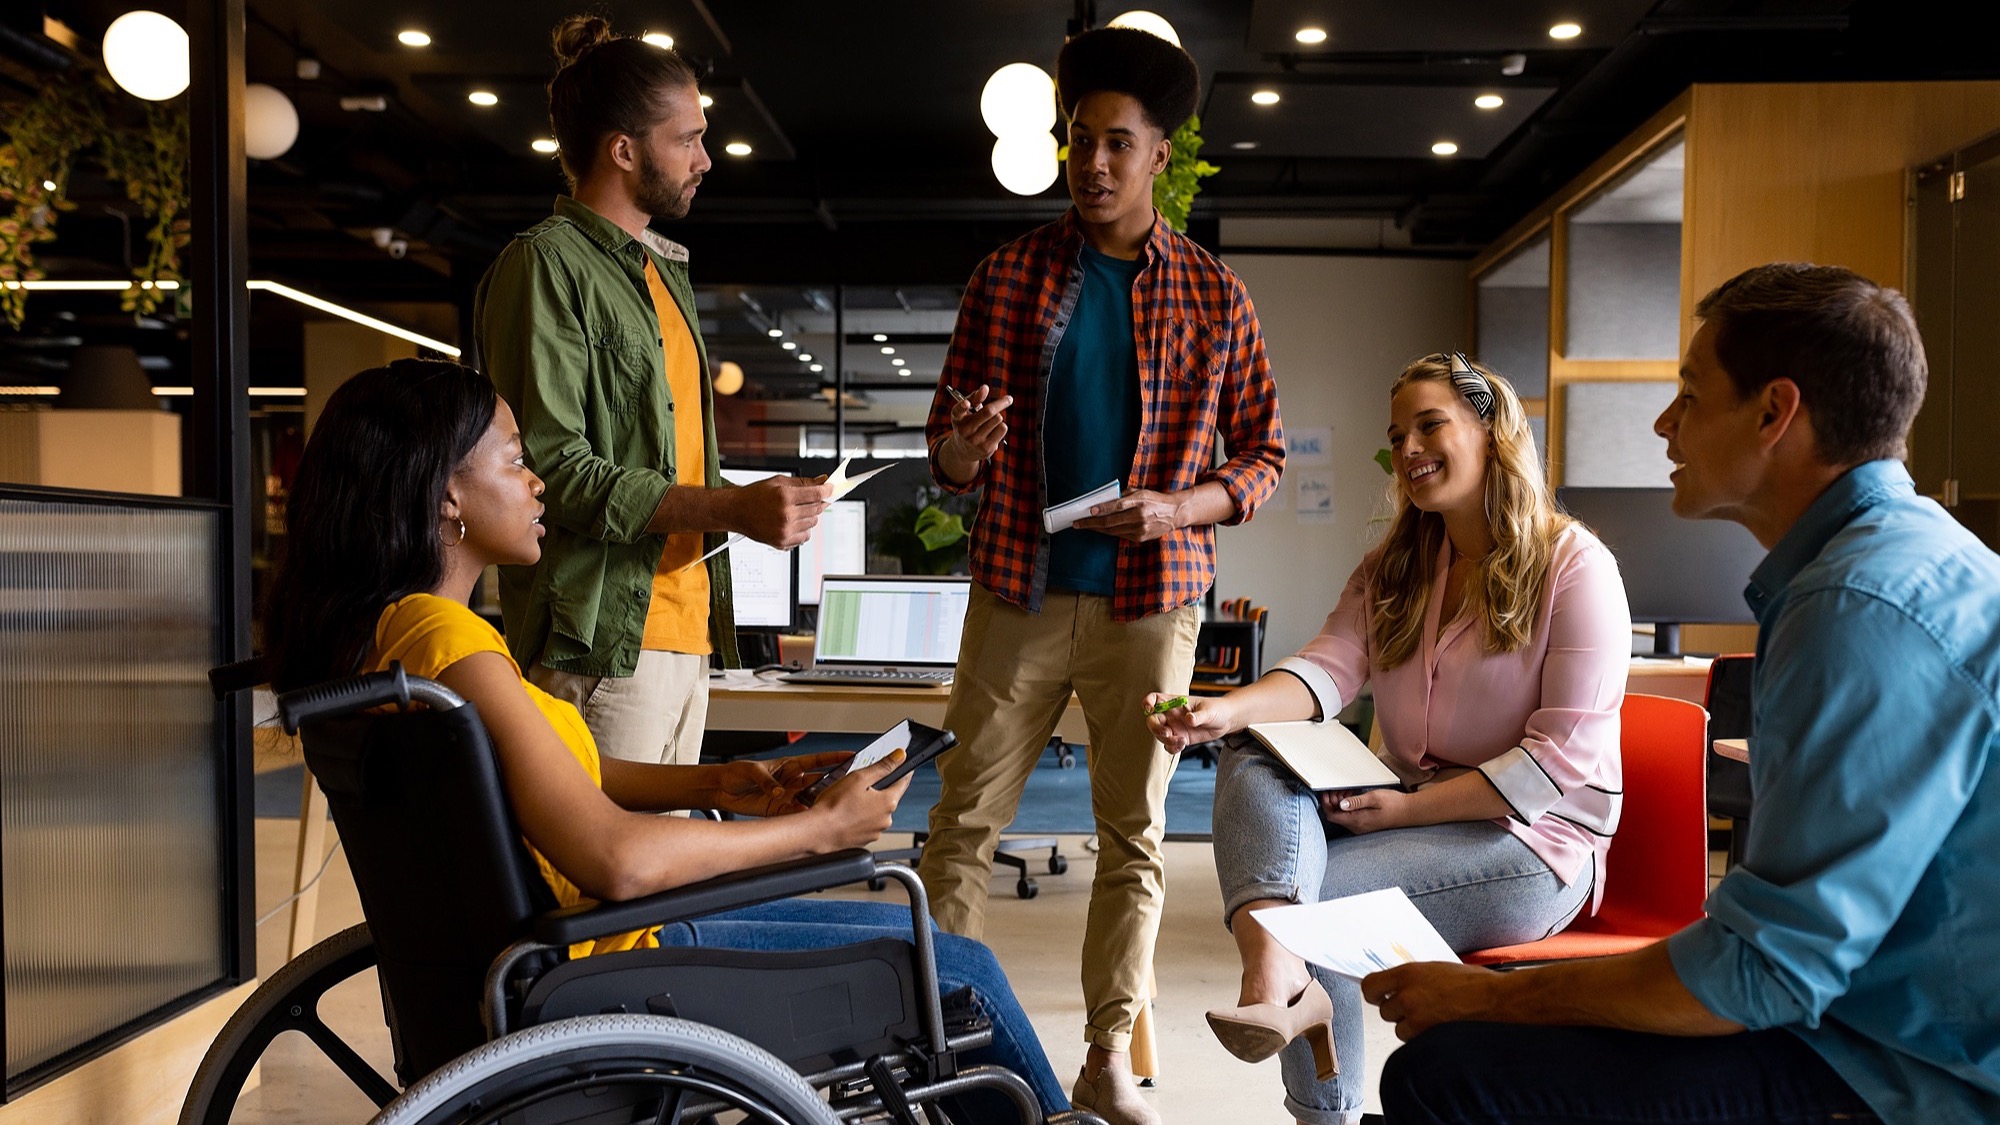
[552, 15, 614, 67]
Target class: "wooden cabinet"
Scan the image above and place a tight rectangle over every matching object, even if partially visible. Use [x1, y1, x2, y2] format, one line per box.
[1911, 128, 2000, 549]
[1470, 81, 2000, 488]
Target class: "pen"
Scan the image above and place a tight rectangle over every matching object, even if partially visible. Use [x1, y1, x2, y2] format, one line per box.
[944, 383, 1008, 448]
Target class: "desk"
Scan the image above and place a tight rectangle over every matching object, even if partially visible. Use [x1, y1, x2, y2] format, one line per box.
[706, 669, 1093, 743]
[1627, 657, 1712, 705]
[1714, 738, 1749, 763]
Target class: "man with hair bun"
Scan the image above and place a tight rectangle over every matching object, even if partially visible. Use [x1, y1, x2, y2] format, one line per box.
[475, 16, 829, 771]
[920, 25, 1285, 1124]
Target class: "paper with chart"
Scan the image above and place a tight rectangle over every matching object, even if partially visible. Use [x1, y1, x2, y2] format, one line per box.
[688, 457, 896, 567]
[1043, 480, 1122, 534]
[1249, 887, 1459, 982]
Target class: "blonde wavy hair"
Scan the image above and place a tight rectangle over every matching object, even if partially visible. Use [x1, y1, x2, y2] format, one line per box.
[1368, 355, 1573, 668]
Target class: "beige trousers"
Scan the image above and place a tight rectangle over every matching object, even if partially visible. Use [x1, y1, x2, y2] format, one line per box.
[529, 649, 710, 767]
[917, 584, 1199, 1050]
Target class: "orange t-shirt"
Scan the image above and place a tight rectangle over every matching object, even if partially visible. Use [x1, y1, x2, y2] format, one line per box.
[641, 256, 712, 653]
[368, 593, 656, 957]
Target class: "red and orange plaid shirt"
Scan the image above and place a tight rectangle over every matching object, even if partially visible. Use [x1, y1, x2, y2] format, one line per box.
[926, 210, 1285, 621]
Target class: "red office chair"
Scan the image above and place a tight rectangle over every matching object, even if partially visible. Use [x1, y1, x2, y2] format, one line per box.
[1463, 693, 1709, 964]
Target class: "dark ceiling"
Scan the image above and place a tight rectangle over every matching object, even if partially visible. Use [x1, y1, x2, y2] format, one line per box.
[10, 0, 2000, 310]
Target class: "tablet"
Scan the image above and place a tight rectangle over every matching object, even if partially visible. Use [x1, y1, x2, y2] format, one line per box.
[795, 720, 957, 806]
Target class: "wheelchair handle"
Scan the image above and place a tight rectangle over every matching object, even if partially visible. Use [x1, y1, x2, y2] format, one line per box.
[277, 662, 465, 733]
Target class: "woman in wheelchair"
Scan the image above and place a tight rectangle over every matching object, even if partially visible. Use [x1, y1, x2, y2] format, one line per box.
[263, 358, 1067, 1120]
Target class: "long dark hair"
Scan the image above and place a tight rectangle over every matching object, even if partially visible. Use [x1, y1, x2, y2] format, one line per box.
[264, 360, 498, 691]
[547, 14, 699, 190]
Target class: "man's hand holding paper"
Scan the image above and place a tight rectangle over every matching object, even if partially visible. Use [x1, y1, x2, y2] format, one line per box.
[1071, 488, 1184, 542]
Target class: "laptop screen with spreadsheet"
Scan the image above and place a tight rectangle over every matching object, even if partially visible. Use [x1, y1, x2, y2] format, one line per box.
[812, 576, 971, 669]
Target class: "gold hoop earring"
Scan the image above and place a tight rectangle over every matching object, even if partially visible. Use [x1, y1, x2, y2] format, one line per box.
[441, 518, 466, 547]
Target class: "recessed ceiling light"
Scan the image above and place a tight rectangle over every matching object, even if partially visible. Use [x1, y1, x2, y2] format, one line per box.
[724, 141, 752, 156]
[397, 29, 431, 47]
[468, 90, 498, 107]
[880, 346, 895, 355]
[1231, 140, 1259, 150]
[1474, 93, 1504, 110]
[798, 353, 813, 362]
[809, 363, 824, 373]
[1432, 140, 1460, 156]
[899, 369, 912, 377]
[891, 358, 906, 366]
[531, 138, 559, 154]
[766, 328, 784, 338]
[642, 32, 673, 49]
[781, 341, 797, 350]
[1294, 27, 1327, 45]
[1548, 22, 1582, 40]
[872, 333, 888, 342]
[699, 94, 713, 108]
[41, 179, 57, 191]
[1251, 90, 1281, 106]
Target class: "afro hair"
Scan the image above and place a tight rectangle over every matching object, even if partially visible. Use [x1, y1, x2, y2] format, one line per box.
[1055, 26, 1200, 135]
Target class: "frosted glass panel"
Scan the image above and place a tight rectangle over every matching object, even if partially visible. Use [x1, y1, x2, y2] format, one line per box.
[1563, 382, 1675, 487]
[0, 498, 226, 1081]
[1475, 233, 1550, 398]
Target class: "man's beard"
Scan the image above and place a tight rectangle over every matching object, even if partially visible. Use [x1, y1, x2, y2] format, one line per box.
[636, 148, 698, 220]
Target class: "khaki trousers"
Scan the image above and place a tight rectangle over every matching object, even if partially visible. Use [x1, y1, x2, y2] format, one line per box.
[918, 584, 1199, 1050]
[529, 649, 710, 767]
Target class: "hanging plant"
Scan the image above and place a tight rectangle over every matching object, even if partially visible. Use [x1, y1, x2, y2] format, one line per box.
[0, 72, 189, 327]
[1153, 114, 1220, 233]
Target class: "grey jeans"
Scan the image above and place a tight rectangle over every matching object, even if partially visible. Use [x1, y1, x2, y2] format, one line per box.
[1212, 739, 1592, 1125]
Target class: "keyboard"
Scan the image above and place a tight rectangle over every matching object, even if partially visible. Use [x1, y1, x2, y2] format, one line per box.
[778, 668, 955, 688]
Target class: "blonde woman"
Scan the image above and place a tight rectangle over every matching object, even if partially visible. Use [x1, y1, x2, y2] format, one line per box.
[1148, 355, 1631, 1125]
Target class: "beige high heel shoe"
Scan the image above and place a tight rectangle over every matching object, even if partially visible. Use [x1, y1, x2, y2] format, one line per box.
[1204, 978, 1339, 1081]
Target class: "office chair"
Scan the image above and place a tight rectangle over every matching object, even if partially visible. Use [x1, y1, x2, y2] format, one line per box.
[185, 662, 1098, 1125]
[1463, 693, 1709, 965]
[1703, 654, 1755, 869]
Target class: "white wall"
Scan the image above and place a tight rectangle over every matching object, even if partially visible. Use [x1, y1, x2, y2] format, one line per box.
[1214, 254, 1469, 662]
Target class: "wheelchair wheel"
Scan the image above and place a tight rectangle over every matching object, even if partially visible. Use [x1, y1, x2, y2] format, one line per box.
[373, 1013, 840, 1125]
[180, 924, 396, 1125]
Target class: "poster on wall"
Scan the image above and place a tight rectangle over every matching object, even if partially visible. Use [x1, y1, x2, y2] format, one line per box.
[1287, 426, 1333, 467]
[1295, 469, 1333, 523]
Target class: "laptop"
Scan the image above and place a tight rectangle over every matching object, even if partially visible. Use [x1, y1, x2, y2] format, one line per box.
[779, 575, 971, 688]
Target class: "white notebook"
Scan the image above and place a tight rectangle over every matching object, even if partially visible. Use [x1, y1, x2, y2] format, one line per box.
[1246, 719, 1402, 792]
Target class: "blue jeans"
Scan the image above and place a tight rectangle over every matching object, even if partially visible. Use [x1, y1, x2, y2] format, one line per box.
[1382, 1022, 1881, 1123]
[656, 897, 1066, 1120]
[1213, 742, 1591, 1125]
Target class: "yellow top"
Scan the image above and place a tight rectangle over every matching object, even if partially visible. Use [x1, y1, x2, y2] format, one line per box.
[642, 256, 713, 654]
[369, 592, 656, 957]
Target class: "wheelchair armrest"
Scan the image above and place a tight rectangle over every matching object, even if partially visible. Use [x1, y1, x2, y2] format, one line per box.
[533, 849, 880, 946]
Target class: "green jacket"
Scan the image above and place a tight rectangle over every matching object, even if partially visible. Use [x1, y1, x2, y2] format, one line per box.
[473, 196, 738, 676]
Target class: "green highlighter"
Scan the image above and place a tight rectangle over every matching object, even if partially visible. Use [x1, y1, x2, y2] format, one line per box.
[1148, 695, 1190, 716]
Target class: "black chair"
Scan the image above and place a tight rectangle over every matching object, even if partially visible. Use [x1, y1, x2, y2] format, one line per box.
[185, 662, 1098, 1125]
[1703, 653, 1755, 870]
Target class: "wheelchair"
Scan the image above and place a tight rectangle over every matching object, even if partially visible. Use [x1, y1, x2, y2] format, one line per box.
[184, 662, 1101, 1125]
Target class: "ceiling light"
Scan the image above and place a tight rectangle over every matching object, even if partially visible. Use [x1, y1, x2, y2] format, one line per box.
[1231, 141, 1259, 150]
[781, 341, 797, 350]
[880, 346, 895, 355]
[767, 328, 784, 338]
[244, 84, 300, 160]
[1500, 52, 1527, 76]
[798, 353, 812, 362]
[1548, 22, 1582, 40]
[980, 63, 1057, 139]
[41, 180, 56, 191]
[900, 369, 912, 377]
[872, 333, 888, 342]
[1295, 27, 1328, 45]
[248, 280, 460, 356]
[468, 90, 499, 107]
[397, 29, 431, 48]
[1432, 141, 1460, 156]
[1107, 10, 1180, 47]
[1251, 90, 1281, 107]
[1474, 93, 1504, 110]
[102, 11, 190, 101]
[809, 363, 824, 373]
[713, 360, 743, 396]
[531, 138, 559, 154]
[991, 132, 1059, 195]
[891, 358, 906, 366]
[699, 94, 713, 108]
[724, 141, 752, 156]
[642, 32, 673, 49]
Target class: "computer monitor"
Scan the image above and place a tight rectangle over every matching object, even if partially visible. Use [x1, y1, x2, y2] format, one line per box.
[798, 500, 867, 605]
[718, 468, 798, 630]
[1556, 487, 1767, 656]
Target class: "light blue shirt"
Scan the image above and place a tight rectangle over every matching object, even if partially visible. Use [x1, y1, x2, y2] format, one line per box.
[1667, 460, 2000, 1125]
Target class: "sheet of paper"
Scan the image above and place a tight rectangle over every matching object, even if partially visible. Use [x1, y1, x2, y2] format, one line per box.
[1249, 887, 1460, 982]
[1043, 480, 1122, 534]
[851, 720, 913, 769]
[685, 460, 896, 570]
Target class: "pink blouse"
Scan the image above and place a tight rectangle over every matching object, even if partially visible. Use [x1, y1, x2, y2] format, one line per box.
[1269, 525, 1630, 911]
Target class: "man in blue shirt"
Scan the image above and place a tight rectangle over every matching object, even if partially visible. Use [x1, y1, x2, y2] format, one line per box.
[1359, 262, 2000, 1125]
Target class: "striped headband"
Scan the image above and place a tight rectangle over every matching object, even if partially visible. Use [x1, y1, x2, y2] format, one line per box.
[1449, 352, 1494, 421]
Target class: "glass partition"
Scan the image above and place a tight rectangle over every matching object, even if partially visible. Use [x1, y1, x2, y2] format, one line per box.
[1474, 229, 1551, 399]
[1563, 136, 1685, 361]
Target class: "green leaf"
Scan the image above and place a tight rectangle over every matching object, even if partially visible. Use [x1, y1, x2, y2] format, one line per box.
[913, 505, 968, 552]
[1374, 448, 1394, 475]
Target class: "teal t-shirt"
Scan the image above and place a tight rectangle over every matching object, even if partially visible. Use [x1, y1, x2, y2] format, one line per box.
[1044, 243, 1142, 596]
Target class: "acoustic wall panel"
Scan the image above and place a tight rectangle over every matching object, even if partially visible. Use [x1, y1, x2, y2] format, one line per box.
[1563, 382, 1676, 487]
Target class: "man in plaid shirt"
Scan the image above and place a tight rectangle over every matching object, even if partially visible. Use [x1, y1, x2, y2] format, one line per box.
[917, 27, 1284, 1124]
